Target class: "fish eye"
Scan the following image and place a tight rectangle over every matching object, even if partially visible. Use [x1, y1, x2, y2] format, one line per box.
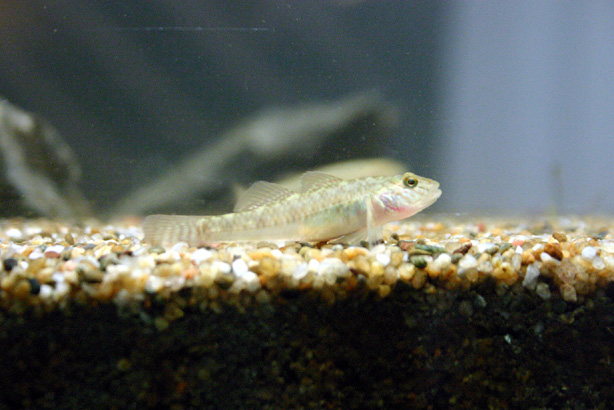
[403, 175, 418, 188]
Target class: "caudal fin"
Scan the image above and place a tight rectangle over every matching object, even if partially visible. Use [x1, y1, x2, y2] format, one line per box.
[142, 215, 203, 246]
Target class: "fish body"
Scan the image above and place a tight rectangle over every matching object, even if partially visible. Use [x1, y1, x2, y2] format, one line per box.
[143, 171, 441, 246]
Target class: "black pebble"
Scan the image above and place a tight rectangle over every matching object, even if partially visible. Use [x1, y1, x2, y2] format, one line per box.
[3, 258, 18, 272]
[27, 278, 41, 295]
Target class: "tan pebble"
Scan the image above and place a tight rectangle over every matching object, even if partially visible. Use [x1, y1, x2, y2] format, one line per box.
[366, 275, 382, 290]
[154, 317, 169, 331]
[164, 303, 185, 322]
[81, 268, 104, 283]
[464, 268, 479, 283]
[444, 276, 461, 290]
[27, 258, 46, 274]
[552, 232, 567, 242]
[491, 227, 504, 236]
[342, 246, 368, 261]
[1, 275, 17, 291]
[425, 261, 441, 278]
[370, 261, 385, 277]
[533, 282, 550, 299]
[36, 267, 55, 283]
[560, 283, 577, 302]
[64, 233, 75, 245]
[349, 255, 370, 275]
[477, 253, 491, 264]
[254, 290, 271, 304]
[383, 266, 397, 284]
[71, 247, 86, 258]
[63, 270, 79, 285]
[398, 263, 415, 282]
[411, 269, 427, 289]
[198, 265, 216, 287]
[111, 245, 124, 253]
[378, 284, 392, 298]
[389, 250, 404, 267]
[521, 250, 535, 265]
[544, 242, 563, 261]
[208, 286, 220, 300]
[574, 280, 591, 295]
[280, 257, 299, 277]
[256, 256, 281, 277]
[248, 248, 274, 260]
[494, 262, 517, 285]
[13, 279, 31, 299]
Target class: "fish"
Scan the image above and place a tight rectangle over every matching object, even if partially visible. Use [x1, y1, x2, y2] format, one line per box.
[142, 171, 441, 246]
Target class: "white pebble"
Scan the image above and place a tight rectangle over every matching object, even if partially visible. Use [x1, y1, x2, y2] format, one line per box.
[523, 263, 540, 289]
[171, 242, 189, 252]
[212, 260, 231, 275]
[39, 284, 53, 299]
[434, 253, 452, 270]
[191, 248, 213, 264]
[318, 257, 349, 281]
[28, 249, 45, 260]
[581, 246, 597, 259]
[532, 243, 544, 252]
[45, 244, 65, 255]
[293, 262, 309, 280]
[307, 258, 320, 273]
[375, 253, 391, 267]
[477, 260, 493, 274]
[232, 258, 249, 277]
[599, 240, 614, 253]
[52, 272, 66, 284]
[54, 281, 70, 299]
[280, 255, 299, 276]
[540, 252, 560, 265]
[592, 256, 606, 270]
[458, 254, 478, 270]
[242, 271, 261, 292]
[5, 228, 22, 239]
[478, 243, 496, 253]
[535, 282, 551, 300]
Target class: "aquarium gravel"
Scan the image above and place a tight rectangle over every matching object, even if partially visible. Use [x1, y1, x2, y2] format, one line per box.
[1, 216, 614, 316]
[2, 216, 614, 409]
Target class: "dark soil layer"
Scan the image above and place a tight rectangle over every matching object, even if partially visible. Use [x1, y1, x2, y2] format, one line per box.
[1, 281, 613, 410]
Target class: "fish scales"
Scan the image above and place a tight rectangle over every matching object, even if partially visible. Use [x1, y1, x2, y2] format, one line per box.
[143, 171, 441, 246]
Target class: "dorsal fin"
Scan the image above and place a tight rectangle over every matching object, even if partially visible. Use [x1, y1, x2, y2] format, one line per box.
[234, 181, 294, 212]
[300, 171, 344, 193]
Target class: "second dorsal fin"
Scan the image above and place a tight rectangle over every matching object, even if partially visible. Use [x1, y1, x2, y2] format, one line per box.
[234, 181, 294, 212]
[300, 171, 343, 193]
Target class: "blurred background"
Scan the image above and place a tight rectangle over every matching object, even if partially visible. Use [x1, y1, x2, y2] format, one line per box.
[0, 0, 613, 217]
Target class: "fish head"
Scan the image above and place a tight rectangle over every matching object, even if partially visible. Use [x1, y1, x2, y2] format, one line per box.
[372, 172, 441, 224]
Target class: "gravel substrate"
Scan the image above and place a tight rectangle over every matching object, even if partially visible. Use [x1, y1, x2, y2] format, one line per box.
[1, 216, 614, 409]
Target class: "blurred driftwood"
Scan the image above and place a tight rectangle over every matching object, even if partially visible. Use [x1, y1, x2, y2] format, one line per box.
[0, 99, 91, 219]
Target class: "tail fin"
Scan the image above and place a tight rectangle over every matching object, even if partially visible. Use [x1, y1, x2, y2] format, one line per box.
[142, 215, 203, 246]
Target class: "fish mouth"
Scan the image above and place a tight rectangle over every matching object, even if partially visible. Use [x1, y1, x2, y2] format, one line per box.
[422, 188, 442, 208]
